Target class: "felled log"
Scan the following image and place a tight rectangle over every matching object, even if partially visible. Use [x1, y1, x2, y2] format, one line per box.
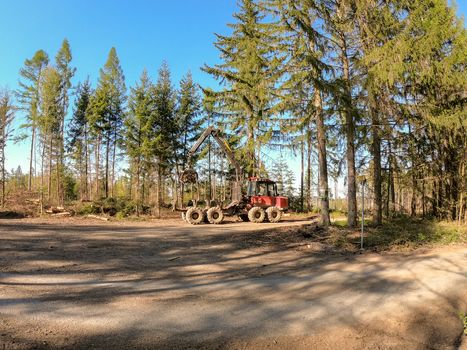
[51, 212, 72, 217]
[45, 207, 66, 214]
[86, 214, 109, 221]
[26, 198, 41, 204]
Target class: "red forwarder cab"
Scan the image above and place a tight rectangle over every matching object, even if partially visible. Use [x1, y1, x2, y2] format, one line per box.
[247, 177, 288, 210]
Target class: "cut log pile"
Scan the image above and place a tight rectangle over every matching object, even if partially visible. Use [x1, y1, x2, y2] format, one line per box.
[44, 206, 73, 217]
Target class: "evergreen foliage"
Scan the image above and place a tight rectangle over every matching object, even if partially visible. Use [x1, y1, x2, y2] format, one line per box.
[1, 1, 465, 224]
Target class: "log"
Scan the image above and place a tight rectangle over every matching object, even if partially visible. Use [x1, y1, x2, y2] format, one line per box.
[45, 207, 65, 214]
[86, 214, 109, 221]
[26, 198, 41, 204]
[52, 212, 72, 217]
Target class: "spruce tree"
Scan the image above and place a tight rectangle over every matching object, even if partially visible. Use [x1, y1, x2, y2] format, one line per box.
[318, 0, 361, 227]
[203, 0, 282, 176]
[88, 47, 126, 198]
[363, 0, 466, 221]
[265, 0, 332, 226]
[149, 62, 177, 216]
[125, 69, 155, 213]
[176, 71, 202, 167]
[67, 80, 92, 200]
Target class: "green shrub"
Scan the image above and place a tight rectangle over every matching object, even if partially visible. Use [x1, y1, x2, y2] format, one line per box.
[460, 312, 467, 335]
[77, 203, 101, 215]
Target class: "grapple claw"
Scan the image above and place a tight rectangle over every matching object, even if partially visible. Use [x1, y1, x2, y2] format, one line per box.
[180, 169, 198, 184]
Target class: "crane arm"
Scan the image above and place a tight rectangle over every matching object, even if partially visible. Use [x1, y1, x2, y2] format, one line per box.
[186, 126, 242, 182]
[183, 126, 243, 202]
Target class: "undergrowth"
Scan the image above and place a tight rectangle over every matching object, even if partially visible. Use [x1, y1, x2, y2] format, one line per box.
[329, 217, 466, 251]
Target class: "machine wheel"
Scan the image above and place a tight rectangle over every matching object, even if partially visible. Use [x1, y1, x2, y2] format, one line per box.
[266, 206, 282, 223]
[248, 207, 266, 223]
[207, 207, 224, 224]
[186, 207, 204, 225]
[181, 211, 187, 222]
[239, 213, 249, 222]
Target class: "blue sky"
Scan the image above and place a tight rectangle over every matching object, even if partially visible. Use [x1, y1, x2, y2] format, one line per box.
[0, 0, 239, 171]
[0, 0, 465, 195]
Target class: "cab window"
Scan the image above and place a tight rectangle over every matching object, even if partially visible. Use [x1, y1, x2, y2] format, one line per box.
[257, 183, 267, 196]
[267, 183, 276, 196]
[247, 181, 256, 196]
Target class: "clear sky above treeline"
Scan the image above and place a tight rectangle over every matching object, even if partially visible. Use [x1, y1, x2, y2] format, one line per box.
[0, 0, 239, 171]
[0, 0, 465, 173]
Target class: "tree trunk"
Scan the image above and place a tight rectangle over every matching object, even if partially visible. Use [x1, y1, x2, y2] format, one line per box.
[155, 163, 162, 218]
[370, 98, 382, 225]
[57, 133, 63, 206]
[411, 171, 417, 217]
[28, 126, 35, 191]
[104, 136, 110, 198]
[458, 151, 465, 224]
[341, 46, 357, 227]
[247, 122, 255, 177]
[300, 137, 304, 212]
[136, 161, 141, 216]
[111, 128, 117, 198]
[388, 143, 396, 216]
[84, 129, 89, 200]
[307, 131, 312, 211]
[314, 89, 330, 227]
[422, 178, 426, 217]
[0, 127, 5, 207]
[56, 155, 60, 205]
[40, 144, 44, 214]
[48, 136, 53, 200]
[95, 136, 101, 200]
[208, 137, 212, 201]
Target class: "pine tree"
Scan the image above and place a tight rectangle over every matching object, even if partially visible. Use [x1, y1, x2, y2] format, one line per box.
[55, 39, 75, 204]
[0, 89, 15, 206]
[38, 66, 62, 202]
[16, 50, 49, 191]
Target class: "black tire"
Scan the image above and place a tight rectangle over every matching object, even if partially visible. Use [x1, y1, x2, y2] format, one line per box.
[186, 207, 204, 225]
[248, 207, 266, 223]
[207, 207, 224, 224]
[239, 213, 249, 222]
[266, 206, 282, 223]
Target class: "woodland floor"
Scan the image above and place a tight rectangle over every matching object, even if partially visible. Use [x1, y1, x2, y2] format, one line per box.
[0, 216, 466, 349]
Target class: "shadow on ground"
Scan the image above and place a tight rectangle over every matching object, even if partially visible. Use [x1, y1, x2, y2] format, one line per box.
[0, 220, 466, 349]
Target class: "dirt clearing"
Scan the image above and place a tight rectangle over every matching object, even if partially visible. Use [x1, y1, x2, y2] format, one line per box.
[0, 217, 466, 349]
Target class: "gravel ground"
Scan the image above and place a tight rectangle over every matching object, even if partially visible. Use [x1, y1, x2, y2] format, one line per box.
[0, 217, 466, 349]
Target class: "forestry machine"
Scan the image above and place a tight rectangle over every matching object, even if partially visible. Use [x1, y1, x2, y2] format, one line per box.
[178, 126, 288, 225]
